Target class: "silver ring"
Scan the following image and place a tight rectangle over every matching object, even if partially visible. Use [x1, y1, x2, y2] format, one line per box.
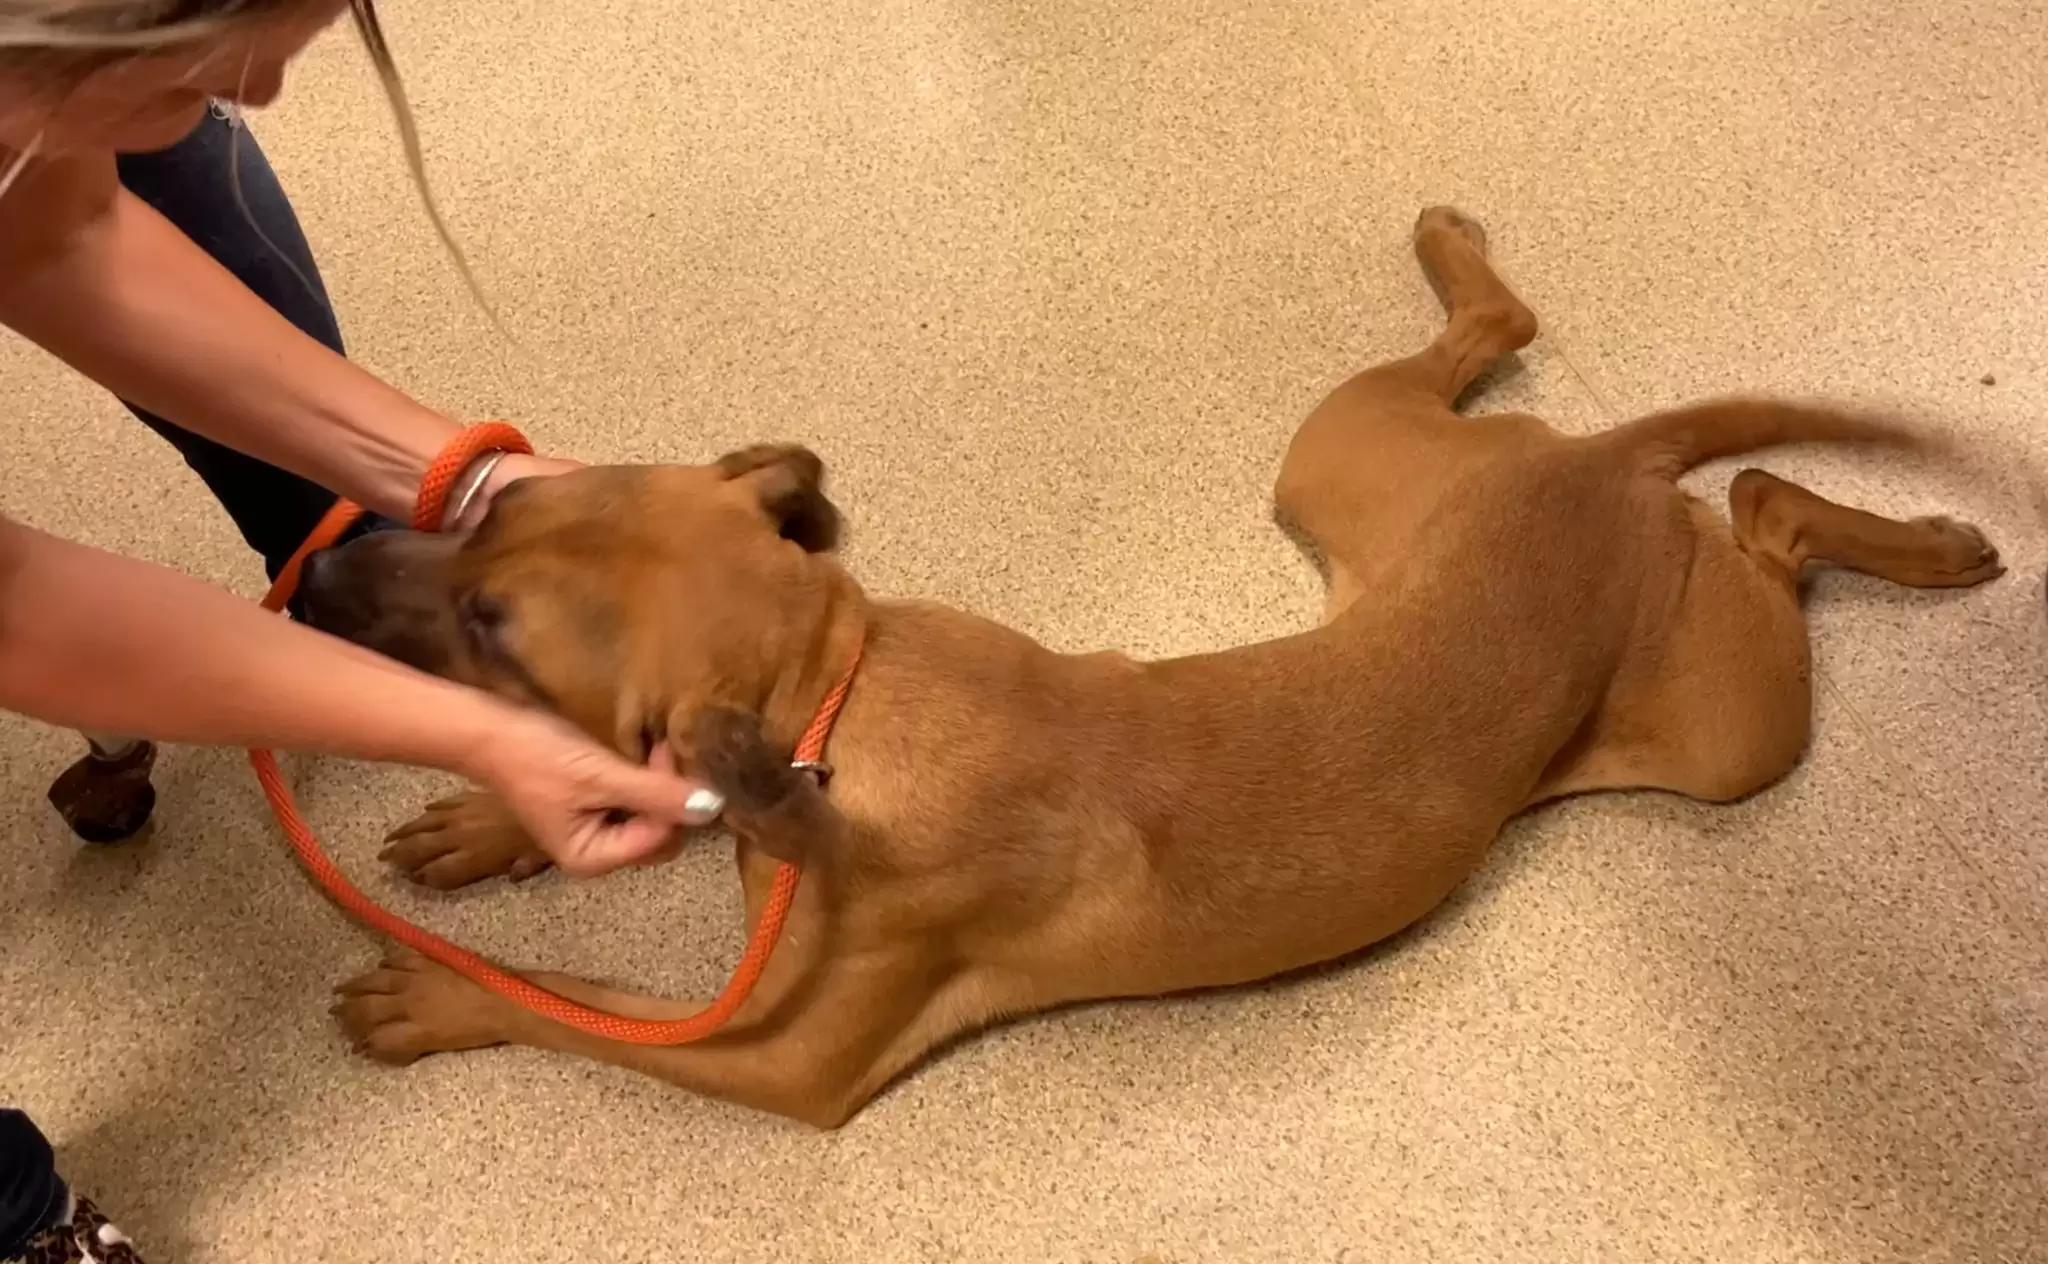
[789, 760, 833, 786]
[446, 449, 510, 528]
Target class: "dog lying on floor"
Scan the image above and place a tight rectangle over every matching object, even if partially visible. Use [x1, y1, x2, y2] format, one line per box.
[297, 207, 2006, 1128]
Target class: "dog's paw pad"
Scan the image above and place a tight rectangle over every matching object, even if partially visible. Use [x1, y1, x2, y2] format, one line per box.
[1415, 205, 1488, 254]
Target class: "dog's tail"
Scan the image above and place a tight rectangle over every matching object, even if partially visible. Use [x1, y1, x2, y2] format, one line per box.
[1602, 396, 1935, 481]
[1605, 397, 2048, 592]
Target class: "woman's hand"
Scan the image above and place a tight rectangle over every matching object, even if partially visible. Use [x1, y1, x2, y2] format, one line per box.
[462, 709, 724, 878]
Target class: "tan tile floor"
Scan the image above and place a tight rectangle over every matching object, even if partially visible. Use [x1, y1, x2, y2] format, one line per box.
[3, 1, 2044, 1260]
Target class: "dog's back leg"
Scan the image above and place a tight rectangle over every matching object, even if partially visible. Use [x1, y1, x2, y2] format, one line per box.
[1277, 207, 1549, 619]
[1373, 205, 1541, 405]
[1729, 468, 2005, 589]
[1531, 504, 1817, 806]
[1533, 474, 2004, 806]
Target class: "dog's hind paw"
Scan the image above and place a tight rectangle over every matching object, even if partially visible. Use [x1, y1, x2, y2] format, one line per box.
[1907, 515, 2005, 587]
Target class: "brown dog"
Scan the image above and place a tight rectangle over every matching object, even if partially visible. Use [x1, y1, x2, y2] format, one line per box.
[298, 208, 2005, 1128]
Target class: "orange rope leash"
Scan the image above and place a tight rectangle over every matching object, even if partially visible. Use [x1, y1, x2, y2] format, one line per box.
[247, 423, 833, 1045]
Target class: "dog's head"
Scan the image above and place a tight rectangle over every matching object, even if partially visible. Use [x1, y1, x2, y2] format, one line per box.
[298, 444, 855, 768]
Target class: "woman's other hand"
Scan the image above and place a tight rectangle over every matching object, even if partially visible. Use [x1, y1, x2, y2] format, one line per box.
[465, 708, 724, 877]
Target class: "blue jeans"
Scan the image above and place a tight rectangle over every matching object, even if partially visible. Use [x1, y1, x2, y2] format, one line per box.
[0, 1111, 62, 1258]
[5, 104, 359, 1254]
[117, 102, 364, 578]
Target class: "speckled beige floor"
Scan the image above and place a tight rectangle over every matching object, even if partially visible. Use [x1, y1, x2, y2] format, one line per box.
[4, 1, 2047, 1261]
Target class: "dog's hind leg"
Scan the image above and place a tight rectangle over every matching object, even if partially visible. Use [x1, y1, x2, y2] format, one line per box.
[1729, 468, 2005, 589]
[1532, 473, 2004, 807]
[1276, 208, 1549, 619]
[1366, 206, 1542, 406]
[1283, 207, 1540, 447]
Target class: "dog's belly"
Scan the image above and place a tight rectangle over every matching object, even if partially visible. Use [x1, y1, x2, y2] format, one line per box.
[1194, 819, 1503, 988]
[1010, 795, 1510, 1003]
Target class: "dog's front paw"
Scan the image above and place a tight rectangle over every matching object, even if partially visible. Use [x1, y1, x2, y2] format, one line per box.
[380, 791, 550, 890]
[331, 946, 513, 1065]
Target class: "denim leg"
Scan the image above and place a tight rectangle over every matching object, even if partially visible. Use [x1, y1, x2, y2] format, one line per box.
[0, 1110, 65, 1258]
[114, 102, 394, 580]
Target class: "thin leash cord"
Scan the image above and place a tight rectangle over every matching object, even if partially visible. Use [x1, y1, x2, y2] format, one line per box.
[247, 423, 829, 1045]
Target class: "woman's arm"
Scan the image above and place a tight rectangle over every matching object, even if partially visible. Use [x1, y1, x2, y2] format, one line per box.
[0, 153, 544, 525]
[0, 516, 717, 872]
[0, 514, 498, 768]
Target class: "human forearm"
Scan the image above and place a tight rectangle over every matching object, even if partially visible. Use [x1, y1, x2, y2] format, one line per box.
[0, 180, 459, 520]
[0, 516, 503, 773]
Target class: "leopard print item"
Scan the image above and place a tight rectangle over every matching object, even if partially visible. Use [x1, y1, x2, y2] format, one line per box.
[7, 1197, 146, 1264]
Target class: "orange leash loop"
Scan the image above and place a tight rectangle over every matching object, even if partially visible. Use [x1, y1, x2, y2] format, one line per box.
[248, 423, 830, 1045]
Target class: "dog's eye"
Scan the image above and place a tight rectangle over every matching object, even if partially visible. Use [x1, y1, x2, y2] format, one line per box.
[454, 589, 560, 708]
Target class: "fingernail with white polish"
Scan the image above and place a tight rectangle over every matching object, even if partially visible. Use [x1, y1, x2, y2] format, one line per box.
[683, 787, 727, 824]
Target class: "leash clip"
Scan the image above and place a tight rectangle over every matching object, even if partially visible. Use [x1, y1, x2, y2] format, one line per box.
[789, 759, 833, 786]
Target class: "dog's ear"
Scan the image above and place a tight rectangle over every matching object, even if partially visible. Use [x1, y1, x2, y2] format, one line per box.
[715, 444, 841, 553]
[679, 705, 841, 863]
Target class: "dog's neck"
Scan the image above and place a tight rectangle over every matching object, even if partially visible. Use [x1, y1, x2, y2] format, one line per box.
[754, 566, 873, 771]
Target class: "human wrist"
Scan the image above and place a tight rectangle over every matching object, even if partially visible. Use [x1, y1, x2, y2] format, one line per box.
[444, 450, 582, 531]
[417, 684, 533, 783]
[340, 398, 466, 521]
[438, 449, 513, 531]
